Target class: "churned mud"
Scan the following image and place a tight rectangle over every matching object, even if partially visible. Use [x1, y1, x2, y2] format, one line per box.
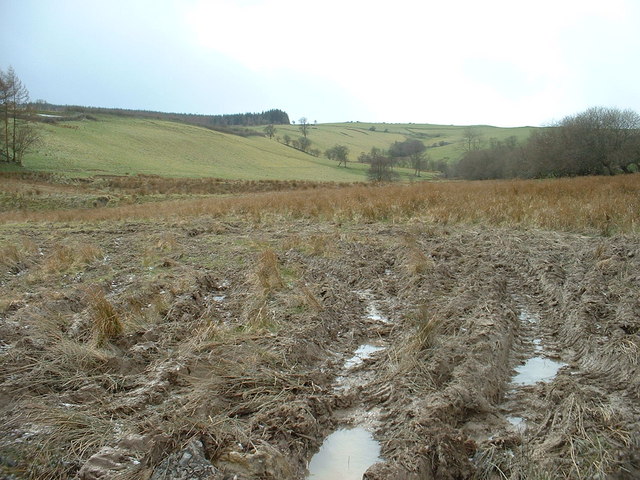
[1, 218, 638, 479]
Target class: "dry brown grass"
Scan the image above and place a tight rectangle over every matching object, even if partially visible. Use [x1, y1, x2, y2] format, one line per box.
[11, 403, 114, 479]
[0, 237, 37, 273]
[256, 249, 284, 294]
[91, 174, 342, 195]
[42, 241, 103, 274]
[402, 234, 433, 275]
[86, 288, 124, 346]
[1, 174, 638, 234]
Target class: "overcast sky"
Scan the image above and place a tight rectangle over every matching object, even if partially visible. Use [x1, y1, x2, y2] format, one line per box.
[2, 0, 639, 126]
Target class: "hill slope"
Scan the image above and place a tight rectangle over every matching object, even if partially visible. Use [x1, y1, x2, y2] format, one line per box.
[271, 122, 535, 164]
[19, 115, 535, 180]
[23, 116, 369, 181]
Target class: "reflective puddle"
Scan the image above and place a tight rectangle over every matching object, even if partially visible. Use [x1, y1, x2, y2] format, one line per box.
[512, 356, 566, 385]
[506, 415, 527, 432]
[344, 344, 385, 369]
[307, 427, 382, 480]
[532, 338, 543, 352]
[366, 304, 389, 323]
[519, 310, 538, 324]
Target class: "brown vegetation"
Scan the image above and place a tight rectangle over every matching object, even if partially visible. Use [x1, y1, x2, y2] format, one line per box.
[1, 174, 638, 234]
[0, 173, 638, 479]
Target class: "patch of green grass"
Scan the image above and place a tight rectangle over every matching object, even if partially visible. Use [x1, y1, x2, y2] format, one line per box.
[22, 117, 371, 181]
[265, 122, 535, 166]
[20, 115, 534, 181]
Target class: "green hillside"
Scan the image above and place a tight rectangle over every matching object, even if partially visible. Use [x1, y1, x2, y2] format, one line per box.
[16, 114, 536, 181]
[22, 116, 368, 181]
[270, 122, 535, 165]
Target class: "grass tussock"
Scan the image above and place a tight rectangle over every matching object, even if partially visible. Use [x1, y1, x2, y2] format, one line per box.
[86, 288, 123, 346]
[142, 232, 180, 267]
[242, 249, 287, 332]
[1, 174, 638, 234]
[474, 391, 633, 479]
[51, 336, 113, 372]
[558, 394, 631, 478]
[409, 304, 443, 351]
[256, 249, 284, 295]
[299, 283, 324, 312]
[402, 234, 433, 275]
[0, 237, 37, 273]
[12, 404, 114, 479]
[42, 241, 103, 273]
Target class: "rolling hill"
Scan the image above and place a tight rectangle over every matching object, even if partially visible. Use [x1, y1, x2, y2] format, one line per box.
[15, 114, 536, 181]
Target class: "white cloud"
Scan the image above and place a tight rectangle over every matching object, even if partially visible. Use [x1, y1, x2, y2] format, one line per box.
[184, 0, 639, 124]
[7, 0, 637, 125]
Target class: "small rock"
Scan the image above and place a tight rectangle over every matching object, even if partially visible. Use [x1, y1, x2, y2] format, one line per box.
[78, 447, 129, 480]
[150, 439, 221, 480]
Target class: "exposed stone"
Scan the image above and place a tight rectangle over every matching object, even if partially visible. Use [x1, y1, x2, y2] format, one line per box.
[150, 439, 221, 480]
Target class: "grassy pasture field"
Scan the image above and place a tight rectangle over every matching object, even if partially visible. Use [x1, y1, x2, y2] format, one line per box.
[17, 116, 370, 181]
[267, 122, 535, 164]
[9, 114, 534, 181]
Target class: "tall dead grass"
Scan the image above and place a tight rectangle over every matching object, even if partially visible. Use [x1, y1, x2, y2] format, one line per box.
[86, 288, 124, 346]
[0, 237, 37, 273]
[42, 242, 103, 273]
[92, 175, 342, 195]
[1, 175, 639, 234]
[13, 404, 114, 479]
[243, 249, 285, 331]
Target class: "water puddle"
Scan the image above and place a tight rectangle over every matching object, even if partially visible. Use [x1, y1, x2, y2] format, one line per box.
[519, 309, 538, 324]
[344, 344, 385, 369]
[532, 338, 543, 352]
[357, 290, 391, 324]
[512, 356, 566, 385]
[506, 416, 527, 433]
[306, 427, 382, 480]
[366, 303, 389, 323]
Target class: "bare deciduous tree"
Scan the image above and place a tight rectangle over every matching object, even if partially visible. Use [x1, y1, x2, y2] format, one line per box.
[0, 66, 40, 165]
[297, 136, 311, 152]
[298, 117, 310, 138]
[389, 139, 427, 176]
[526, 107, 640, 177]
[461, 126, 482, 153]
[362, 147, 399, 182]
[263, 124, 276, 139]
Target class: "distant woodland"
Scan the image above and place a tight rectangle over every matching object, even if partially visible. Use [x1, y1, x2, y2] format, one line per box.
[32, 102, 290, 133]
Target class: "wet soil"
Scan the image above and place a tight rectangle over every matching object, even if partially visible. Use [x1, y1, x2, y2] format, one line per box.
[0, 218, 638, 479]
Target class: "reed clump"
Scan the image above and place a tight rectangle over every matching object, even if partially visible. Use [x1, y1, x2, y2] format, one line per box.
[256, 249, 284, 295]
[86, 288, 123, 346]
[0, 237, 37, 273]
[42, 242, 103, 274]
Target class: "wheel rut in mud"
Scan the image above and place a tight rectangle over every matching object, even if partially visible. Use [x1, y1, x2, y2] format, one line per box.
[1, 221, 638, 479]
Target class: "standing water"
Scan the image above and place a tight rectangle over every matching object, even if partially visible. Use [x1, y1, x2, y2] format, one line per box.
[512, 357, 566, 385]
[344, 344, 385, 369]
[307, 427, 382, 479]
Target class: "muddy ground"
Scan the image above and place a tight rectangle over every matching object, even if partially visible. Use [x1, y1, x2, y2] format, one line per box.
[0, 217, 638, 479]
